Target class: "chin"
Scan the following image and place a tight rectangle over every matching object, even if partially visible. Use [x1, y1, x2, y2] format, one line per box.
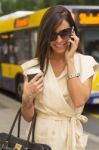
[54, 49, 65, 54]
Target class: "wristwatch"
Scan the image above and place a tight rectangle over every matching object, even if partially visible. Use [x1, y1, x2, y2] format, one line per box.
[67, 73, 80, 80]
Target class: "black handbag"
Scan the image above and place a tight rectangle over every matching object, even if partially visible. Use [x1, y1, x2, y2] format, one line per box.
[0, 108, 51, 150]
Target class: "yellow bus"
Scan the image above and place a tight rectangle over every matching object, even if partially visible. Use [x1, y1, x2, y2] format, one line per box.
[0, 6, 99, 103]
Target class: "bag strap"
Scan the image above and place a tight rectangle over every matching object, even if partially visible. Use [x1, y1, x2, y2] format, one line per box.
[7, 108, 21, 141]
[27, 111, 37, 143]
[26, 99, 37, 142]
[7, 107, 36, 143]
[18, 109, 21, 138]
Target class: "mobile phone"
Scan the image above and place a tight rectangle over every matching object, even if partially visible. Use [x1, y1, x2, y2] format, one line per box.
[71, 26, 74, 33]
[68, 26, 74, 51]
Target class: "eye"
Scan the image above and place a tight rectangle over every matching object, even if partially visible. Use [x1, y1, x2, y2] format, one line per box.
[61, 28, 72, 37]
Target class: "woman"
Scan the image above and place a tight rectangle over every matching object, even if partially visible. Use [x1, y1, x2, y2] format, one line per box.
[21, 5, 98, 150]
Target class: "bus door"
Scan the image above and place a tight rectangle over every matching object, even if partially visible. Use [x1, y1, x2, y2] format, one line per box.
[0, 34, 20, 91]
[0, 38, 9, 88]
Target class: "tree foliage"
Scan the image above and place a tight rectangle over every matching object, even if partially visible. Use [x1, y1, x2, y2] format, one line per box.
[1, 0, 16, 15]
[0, 0, 99, 15]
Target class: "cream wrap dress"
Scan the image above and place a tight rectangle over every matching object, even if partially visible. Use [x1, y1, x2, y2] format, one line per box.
[21, 53, 99, 150]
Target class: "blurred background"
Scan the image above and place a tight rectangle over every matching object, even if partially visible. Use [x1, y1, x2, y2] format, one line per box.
[0, 1, 99, 150]
[0, 0, 99, 15]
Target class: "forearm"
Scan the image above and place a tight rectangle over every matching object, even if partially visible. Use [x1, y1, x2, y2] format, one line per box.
[67, 59, 89, 107]
[21, 93, 34, 122]
[21, 73, 44, 121]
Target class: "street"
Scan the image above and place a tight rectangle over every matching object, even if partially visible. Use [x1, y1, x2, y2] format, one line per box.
[0, 90, 99, 150]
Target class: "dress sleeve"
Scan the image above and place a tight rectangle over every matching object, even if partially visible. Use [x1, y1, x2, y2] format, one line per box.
[80, 56, 99, 83]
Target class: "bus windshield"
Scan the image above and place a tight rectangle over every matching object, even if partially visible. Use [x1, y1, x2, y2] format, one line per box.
[80, 28, 99, 62]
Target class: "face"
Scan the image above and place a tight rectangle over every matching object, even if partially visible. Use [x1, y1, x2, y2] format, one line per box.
[50, 20, 72, 55]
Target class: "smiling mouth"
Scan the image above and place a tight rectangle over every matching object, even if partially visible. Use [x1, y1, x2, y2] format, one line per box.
[55, 43, 66, 48]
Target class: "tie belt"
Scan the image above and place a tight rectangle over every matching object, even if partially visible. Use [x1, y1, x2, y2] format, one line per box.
[37, 113, 88, 150]
[37, 113, 88, 123]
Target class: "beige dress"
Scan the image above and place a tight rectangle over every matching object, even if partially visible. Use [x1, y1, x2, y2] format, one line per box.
[21, 53, 98, 150]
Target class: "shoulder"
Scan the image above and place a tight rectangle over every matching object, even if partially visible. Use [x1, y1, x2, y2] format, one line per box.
[21, 58, 39, 71]
[74, 52, 97, 65]
[74, 53, 99, 83]
[74, 52, 92, 60]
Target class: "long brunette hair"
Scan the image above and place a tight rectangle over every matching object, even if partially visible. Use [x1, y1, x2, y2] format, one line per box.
[35, 5, 80, 74]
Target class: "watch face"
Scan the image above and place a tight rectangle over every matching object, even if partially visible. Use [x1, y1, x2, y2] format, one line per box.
[67, 73, 80, 80]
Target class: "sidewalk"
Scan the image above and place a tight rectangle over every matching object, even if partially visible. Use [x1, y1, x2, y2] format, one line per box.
[0, 93, 99, 150]
[0, 94, 28, 139]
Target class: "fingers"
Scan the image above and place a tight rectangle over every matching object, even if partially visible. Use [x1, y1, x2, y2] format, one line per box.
[33, 73, 43, 81]
[68, 34, 79, 50]
[36, 82, 44, 93]
[32, 78, 44, 92]
[70, 36, 79, 43]
[70, 33, 79, 43]
[23, 72, 44, 99]
[30, 74, 44, 89]
[28, 73, 44, 94]
[30, 74, 43, 83]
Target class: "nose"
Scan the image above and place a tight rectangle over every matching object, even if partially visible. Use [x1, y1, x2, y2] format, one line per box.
[56, 35, 63, 42]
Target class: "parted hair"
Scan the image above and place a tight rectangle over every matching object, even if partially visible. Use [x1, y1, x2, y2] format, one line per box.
[35, 5, 80, 73]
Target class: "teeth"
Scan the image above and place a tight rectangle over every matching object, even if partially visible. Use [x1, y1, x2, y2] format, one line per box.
[55, 44, 64, 48]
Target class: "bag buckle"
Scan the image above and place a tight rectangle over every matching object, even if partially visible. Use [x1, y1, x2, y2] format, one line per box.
[13, 143, 22, 150]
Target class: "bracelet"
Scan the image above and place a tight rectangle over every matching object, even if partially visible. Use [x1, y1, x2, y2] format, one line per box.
[67, 73, 80, 80]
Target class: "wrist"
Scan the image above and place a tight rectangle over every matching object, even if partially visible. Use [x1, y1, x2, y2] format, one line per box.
[66, 58, 74, 66]
[66, 58, 76, 74]
[22, 94, 34, 108]
[67, 73, 80, 80]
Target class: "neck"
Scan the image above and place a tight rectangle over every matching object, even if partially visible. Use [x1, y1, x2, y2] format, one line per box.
[50, 52, 65, 61]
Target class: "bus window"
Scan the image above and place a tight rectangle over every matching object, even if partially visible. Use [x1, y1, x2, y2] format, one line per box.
[9, 44, 18, 64]
[1, 42, 9, 63]
[31, 29, 38, 57]
[14, 29, 32, 64]
[80, 28, 99, 62]
[91, 40, 99, 62]
[0, 45, 4, 62]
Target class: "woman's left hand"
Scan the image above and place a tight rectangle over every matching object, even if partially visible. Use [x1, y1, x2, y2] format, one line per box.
[65, 32, 79, 63]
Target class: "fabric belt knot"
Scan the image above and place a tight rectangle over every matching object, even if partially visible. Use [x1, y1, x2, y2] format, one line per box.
[66, 114, 88, 150]
[76, 114, 88, 123]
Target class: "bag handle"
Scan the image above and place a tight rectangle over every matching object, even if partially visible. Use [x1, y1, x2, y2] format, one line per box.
[7, 108, 21, 141]
[27, 111, 37, 143]
[7, 107, 36, 143]
[18, 108, 21, 138]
